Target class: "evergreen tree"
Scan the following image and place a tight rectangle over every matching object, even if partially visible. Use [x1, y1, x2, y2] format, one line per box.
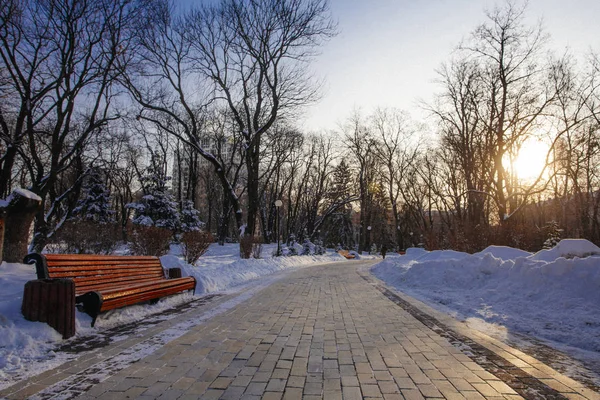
[323, 160, 355, 248]
[180, 200, 204, 232]
[128, 156, 181, 231]
[543, 221, 562, 249]
[71, 168, 115, 223]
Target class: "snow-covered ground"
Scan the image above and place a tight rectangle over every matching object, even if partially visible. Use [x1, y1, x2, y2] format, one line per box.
[372, 239, 600, 378]
[0, 242, 346, 389]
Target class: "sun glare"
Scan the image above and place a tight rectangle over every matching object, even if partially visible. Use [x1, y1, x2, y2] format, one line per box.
[510, 139, 549, 183]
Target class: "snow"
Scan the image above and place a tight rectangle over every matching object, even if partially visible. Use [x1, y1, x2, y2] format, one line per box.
[372, 238, 600, 374]
[0, 263, 61, 383]
[0, 243, 345, 389]
[529, 238, 600, 262]
[14, 188, 41, 202]
[473, 245, 532, 260]
[0, 188, 42, 208]
[165, 242, 344, 294]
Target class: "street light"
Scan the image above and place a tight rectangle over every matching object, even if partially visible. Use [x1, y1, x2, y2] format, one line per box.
[275, 200, 283, 256]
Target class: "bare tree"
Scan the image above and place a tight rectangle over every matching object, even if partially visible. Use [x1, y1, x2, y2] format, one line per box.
[371, 107, 421, 249]
[458, 2, 555, 223]
[184, 0, 337, 236]
[342, 110, 380, 252]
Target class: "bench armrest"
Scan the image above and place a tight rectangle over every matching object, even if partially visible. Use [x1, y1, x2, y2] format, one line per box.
[23, 253, 50, 279]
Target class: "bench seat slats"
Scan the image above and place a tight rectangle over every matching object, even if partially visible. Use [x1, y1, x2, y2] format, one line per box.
[99, 278, 196, 301]
[74, 277, 166, 294]
[70, 271, 165, 285]
[45, 261, 162, 268]
[45, 254, 158, 261]
[100, 281, 196, 311]
[76, 279, 168, 295]
[49, 267, 164, 278]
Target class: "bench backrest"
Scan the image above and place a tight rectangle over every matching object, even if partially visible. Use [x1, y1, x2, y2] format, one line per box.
[40, 254, 165, 295]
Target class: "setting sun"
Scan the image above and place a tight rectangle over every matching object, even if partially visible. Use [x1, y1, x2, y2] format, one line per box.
[510, 139, 550, 183]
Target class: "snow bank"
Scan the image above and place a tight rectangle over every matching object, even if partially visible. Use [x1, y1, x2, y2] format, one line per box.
[372, 239, 600, 355]
[474, 245, 531, 260]
[529, 238, 600, 262]
[0, 262, 61, 383]
[166, 243, 344, 294]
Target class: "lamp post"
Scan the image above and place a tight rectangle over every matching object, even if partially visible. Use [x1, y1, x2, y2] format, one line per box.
[367, 225, 372, 253]
[275, 200, 283, 256]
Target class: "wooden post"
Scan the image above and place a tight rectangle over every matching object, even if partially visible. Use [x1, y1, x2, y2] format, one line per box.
[22, 279, 76, 339]
[2, 188, 42, 262]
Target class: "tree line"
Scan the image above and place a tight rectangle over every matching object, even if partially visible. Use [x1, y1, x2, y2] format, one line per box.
[1, 0, 599, 256]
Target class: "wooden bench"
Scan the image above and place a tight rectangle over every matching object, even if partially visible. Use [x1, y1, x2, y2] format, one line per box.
[337, 250, 356, 259]
[24, 253, 196, 327]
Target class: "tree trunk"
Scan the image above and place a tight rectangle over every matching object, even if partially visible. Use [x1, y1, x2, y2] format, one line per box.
[218, 189, 231, 246]
[245, 149, 260, 236]
[214, 166, 242, 234]
[0, 146, 18, 198]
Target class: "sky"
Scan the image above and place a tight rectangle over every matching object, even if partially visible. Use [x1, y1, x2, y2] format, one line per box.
[299, 0, 600, 132]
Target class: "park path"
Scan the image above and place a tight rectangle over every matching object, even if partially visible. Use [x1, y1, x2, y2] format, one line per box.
[3, 260, 599, 400]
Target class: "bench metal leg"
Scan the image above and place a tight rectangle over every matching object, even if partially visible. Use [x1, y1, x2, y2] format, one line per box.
[76, 291, 103, 327]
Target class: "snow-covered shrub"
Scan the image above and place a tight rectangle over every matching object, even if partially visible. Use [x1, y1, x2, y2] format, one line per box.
[130, 225, 172, 256]
[287, 233, 296, 247]
[314, 240, 326, 255]
[287, 246, 298, 256]
[181, 230, 213, 264]
[301, 239, 312, 256]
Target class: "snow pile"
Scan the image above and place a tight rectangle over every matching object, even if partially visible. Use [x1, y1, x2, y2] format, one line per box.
[0, 263, 61, 383]
[372, 239, 600, 356]
[165, 243, 344, 294]
[0, 188, 42, 208]
[474, 245, 531, 260]
[0, 243, 345, 388]
[529, 239, 600, 262]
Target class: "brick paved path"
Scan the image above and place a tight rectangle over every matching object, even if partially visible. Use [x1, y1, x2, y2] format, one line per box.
[3, 261, 599, 399]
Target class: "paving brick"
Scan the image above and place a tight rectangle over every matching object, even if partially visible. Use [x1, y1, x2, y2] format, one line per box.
[342, 375, 360, 387]
[362, 383, 383, 397]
